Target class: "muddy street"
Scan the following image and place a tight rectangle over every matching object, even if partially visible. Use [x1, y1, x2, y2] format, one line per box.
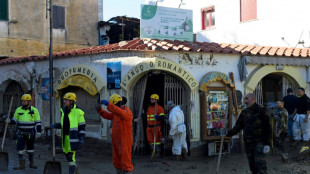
[1, 136, 310, 174]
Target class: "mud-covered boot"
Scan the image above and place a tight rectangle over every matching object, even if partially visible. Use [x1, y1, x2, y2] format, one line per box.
[14, 160, 25, 170]
[69, 165, 76, 174]
[29, 159, 38, 169]
[29, 154, 38, 169]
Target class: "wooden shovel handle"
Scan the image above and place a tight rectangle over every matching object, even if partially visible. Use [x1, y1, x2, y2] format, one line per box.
[1, 97, 14, 151]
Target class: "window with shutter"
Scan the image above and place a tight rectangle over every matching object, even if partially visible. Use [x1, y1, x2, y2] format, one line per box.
[201, 6, 215, 30]
[53, 5, 65, 29]
[240, 0, 257, 22]
[0, 0, 8, 21]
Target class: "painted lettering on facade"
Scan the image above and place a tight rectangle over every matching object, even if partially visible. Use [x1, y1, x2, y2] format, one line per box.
[121, 58, 199, 90]
[201, 72, 234, 88]
[55, 65, 104, 91]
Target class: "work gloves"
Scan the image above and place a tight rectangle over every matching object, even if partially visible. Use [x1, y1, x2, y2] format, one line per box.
[100, 100, 109, 106]
[263, 145, 270, 154]
[154, 114, 160, 120]
[5, 117, 10, 124]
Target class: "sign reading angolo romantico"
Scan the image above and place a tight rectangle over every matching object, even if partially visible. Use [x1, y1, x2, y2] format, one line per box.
[121, 58, 199, 90]
[54, 64, 105, 91]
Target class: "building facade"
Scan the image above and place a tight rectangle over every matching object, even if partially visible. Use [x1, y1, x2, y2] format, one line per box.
[0, 39, 309, 152]
[146, 0, 310, 47]
[0, 0, 103, 57]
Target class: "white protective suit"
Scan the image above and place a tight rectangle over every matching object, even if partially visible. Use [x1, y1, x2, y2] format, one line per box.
[293, 114, 310, 141]
[169, 106, 188, 155]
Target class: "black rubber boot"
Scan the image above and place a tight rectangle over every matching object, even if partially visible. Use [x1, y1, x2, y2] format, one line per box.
[14, 160, 26, 170]
[29, 153, 38, 169]
[69, 165, 76, 174]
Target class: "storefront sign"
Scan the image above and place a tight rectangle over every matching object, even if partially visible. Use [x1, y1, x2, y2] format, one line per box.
[140, 4, 193, 41]
[55, 64, 105, 92]
[200, 72, 235, 91]
[107, 62, 121, 89]
[42, 78, 50, 100]
[121, 58, 199, 90]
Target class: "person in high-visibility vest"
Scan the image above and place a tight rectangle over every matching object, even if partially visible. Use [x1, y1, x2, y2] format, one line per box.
[96, 94, 133, 174]
[53, 92, 86, 174]
[6, 94, 42, 170]
[143, 94, 165, 156]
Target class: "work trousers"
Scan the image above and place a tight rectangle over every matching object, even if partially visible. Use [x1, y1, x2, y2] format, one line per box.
[171, 132, 188, 155]
[293, 114, 310, 141]
[16, 130, 35, 160]
[245, 142, 268, 174]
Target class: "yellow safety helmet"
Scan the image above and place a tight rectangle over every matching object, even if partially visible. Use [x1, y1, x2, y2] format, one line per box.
[63, 92, 77, 102]
[21, 94, 32, 101]
[150, 94, 159, 100]
[109, 94, 122, 105]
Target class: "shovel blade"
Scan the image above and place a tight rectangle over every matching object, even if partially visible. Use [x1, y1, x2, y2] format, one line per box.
[0, 152, 8, 171]
[43, 161, 62, 174]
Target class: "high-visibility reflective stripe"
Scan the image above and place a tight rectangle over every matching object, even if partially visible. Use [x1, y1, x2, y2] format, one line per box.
[18, 150, 26, 154]
[79, 131, 85, 134]
[148, 118, 155, 121]
[69, 162, 76, 166]
[18, 121, 36, 125]
[159, 113, 164, 116]
[147, 115, 155, 118]
[27, 150, 34, 153]
[18, 126, 35, 129]
[150, 142, 161, 145]
[79, 122, 86, 126]
[36, 123, 42, 126]
[70, 128, 78, 131]
[70, 139, 80, 143]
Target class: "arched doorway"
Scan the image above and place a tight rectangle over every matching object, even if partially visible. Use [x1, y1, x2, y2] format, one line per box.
[3, 80, 25, 117]
[130, 70, 191, 156]
[253, 73, 299, 105]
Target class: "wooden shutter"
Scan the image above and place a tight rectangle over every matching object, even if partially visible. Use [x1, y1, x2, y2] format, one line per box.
[240, 0, 257, 22]
[0, 0, 8, 21]
[52, 5, 65, 29]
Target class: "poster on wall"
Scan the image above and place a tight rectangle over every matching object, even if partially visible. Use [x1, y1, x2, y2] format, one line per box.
[107, 62, 121, 89]
[140, 4, 193, 41]
[42, 78, 50, 100]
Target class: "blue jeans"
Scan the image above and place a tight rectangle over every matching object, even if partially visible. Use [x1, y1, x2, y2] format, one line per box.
[288, 114, 294, 138]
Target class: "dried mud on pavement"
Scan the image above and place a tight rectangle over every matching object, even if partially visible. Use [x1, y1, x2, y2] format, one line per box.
[1, 136, 310, 174]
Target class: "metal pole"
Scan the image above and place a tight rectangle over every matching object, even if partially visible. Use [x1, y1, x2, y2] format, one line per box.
[49, 0, 54, 154]
[122, 17, 124, 41]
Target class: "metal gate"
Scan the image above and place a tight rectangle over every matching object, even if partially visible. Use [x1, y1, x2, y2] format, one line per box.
[163, 74, 190, 156]
[254, 80, 263, 105]
[3, 81, 24, 117]
[254, 75, 295, 105]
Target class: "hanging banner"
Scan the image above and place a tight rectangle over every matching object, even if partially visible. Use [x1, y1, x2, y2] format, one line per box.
[42, 78, 50, 100]
[140, 4, 193, 41]
[107, 61, 121, 89]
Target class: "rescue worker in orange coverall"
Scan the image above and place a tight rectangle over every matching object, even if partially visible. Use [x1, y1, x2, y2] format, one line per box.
[95, 94, 133, 174]
[135, 94, 165, 157]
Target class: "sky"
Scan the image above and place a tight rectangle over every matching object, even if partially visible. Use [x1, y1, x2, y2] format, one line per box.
[103, 0, 146, 21]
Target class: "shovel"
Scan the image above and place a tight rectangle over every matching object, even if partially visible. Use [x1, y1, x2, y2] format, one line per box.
[0, 96, 14, 171]
[43, 125, 61, 174]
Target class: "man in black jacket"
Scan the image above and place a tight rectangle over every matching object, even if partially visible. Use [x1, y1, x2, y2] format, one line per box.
[227, 93, 272, 174]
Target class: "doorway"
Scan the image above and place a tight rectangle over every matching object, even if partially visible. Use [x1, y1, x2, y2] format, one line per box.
[254, 73, 297, 105]
[131, 71, 190, 156]
[3, 81, 24, 117]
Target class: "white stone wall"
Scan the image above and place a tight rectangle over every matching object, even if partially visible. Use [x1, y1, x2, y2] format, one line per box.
[1, 51, 309, 142]
[145, 0, 310, 47]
